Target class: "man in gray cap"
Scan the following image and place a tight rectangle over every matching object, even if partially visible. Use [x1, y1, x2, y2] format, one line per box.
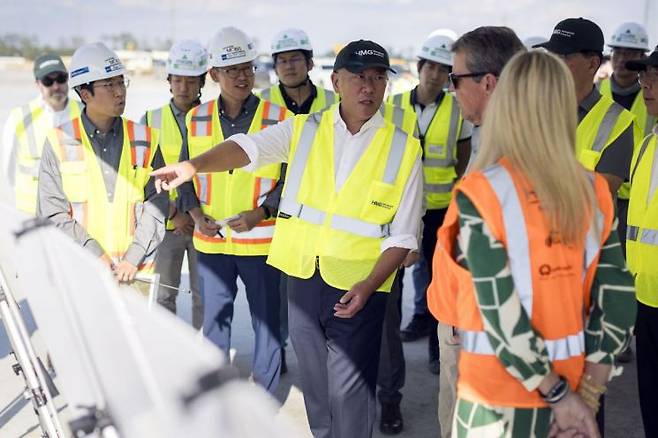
[2, 53, 82, 214]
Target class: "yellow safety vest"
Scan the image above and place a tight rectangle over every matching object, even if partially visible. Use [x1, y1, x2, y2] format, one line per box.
[11, 98, 81, 215]
[268, 108, 421, 292]
[388, 90, 464, 209]
[598, 79, 651, 199]
[186, 98, 292, 255]
[627, 132, 658, 307]
[47, 116, 159, 271]
[576, 94, 635, 180]
[145, 103, 184, 231]
[259, 84, 338, 113]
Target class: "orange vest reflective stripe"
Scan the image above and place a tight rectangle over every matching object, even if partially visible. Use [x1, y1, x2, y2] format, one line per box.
[427, 159, 614, 407]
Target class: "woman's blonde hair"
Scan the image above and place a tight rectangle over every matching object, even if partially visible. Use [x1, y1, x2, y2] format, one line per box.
[471, 50, 597, 244]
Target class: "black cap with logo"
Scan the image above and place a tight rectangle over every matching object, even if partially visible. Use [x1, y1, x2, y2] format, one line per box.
[333, 40, 396, 73]
[626, 46, 658, 71]
[33, 53, 67, 80]
[533, 18, 604, 55]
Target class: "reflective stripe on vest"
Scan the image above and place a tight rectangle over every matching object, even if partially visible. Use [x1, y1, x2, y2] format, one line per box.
[278, 113, 407, 239]
[261, 85, 338, 113]
[458, 164, 604, 361]
[592, 104, 624, 152]
[189, 101, 215, 137]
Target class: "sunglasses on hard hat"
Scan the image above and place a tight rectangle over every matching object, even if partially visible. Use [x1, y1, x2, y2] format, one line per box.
[41, 73, 68, 87]
[448, 71, 493, 89]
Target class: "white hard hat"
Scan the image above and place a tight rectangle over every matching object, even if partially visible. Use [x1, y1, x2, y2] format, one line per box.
[69, 42, 126, 88]
[167, 40, 208, 76]
[608, 22, 650, 51]
[524, 36, 548, 49]
[208, 27, 258, 68]
[427, 28, 459, 41]
[271, 28, 313, 56]
[418, 32, 455, 66]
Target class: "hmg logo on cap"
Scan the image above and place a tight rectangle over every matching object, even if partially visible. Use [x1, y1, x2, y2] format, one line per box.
[553, 29, 575, 38]
[354, 49, 385, 58]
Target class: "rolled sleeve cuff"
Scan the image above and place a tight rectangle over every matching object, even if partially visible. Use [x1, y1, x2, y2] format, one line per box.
[229, 133, 260, 172]
[381, 234, 418, 253]
[123, 244, 146, 267]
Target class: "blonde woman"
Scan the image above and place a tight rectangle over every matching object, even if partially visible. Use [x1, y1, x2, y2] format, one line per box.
[427, 50, 636, 437]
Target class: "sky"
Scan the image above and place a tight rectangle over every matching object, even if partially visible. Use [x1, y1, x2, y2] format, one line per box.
[2, 0, 657, 56]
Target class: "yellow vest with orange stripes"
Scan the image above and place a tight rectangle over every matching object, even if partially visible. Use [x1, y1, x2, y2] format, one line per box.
[46, 117, 159, 272]
[186, 98, 292, 255]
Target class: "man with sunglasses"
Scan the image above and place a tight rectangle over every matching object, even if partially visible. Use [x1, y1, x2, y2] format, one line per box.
[625, 43, 658, 438]
[2, 53, 82, 215]
[535, 18, 636, 199]
[175, 27, 292, 394]
[152, 39, 423, 438]
[36, 42, 167, 290]
[429, 25, 524, 438]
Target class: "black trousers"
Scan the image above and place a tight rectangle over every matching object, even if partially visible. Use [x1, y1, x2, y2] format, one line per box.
[422, 208, 448, 360]
[377, 270, 405, 405]
[288, 270, 388, 438]
[636, 301, 658, 437]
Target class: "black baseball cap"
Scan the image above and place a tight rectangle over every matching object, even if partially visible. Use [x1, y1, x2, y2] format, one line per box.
[533, 18, 604, 55]
[333, 40, 396, 73]
[33, 53, 67, 80]
[626, 46, 658, 71]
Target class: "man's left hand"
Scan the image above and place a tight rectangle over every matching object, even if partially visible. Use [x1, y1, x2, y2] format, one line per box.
[227, 208, 266, 233]
[334, 279, 376, 319]
[114, 260, 138, 283]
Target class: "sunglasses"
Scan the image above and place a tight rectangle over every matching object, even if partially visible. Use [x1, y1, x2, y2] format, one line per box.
[40, 73, 68, 87]
[448, 71, 493, 89]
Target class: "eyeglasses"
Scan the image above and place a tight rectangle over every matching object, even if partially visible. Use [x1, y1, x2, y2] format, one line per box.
[94, 78, 130, 91]
[40, 73, 68, 87]
[639, 70, 658, 86]
[219, 65, 257, 79]
[448, 71, 492, 89]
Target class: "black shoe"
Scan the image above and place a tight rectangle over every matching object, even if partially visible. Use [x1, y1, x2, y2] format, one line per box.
[380, 402, 403, 435]
[400, 313, 431, 342]
[281, 348, 288, 375]
[428, 358, 440, 375]
[616, 345, 634, 364]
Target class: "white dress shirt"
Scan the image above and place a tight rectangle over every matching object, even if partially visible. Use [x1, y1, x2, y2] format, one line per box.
[229, 104, 423, 252]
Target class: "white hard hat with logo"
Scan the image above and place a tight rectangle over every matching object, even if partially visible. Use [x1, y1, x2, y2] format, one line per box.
[69, 42, 126, 88]
[208, 27, 258, 68]
[608, 22, 650, 51]
[271, 28, 313, 56]
[167, 40, 208, 76]
[418, 30, 456, 66]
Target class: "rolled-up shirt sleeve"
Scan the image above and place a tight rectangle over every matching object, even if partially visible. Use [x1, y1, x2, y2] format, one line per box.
[381, 154, 423, 252]
[36, 139, 105, 257]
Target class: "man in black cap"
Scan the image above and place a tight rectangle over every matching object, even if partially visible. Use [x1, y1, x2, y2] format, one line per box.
[535, 18, 637, 198]
[624, 46, 658, 438]
[2, 53, 82, 214]
[150, 39, 423, 438]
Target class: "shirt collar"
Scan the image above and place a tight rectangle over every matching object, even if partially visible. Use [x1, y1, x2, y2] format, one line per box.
[80, 109, 121, 138]
[332, 102, 386, 134]
[169, 99, 189, 118]
[410, 86, 444, 107]
[579, 86, 602, 114]
[218, 93, 259, 116]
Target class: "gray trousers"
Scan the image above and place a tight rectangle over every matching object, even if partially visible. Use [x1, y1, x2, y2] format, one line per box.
[438, 323, 460, 438]
[153, 230, 202, 329]
[288, 270, 387, 438]
[377, 270, 405, 405]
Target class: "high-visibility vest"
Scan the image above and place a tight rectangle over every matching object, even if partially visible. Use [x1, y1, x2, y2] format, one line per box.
[388, 90, 464, 209]
[576, 94, 635, 190]
[11, 98, 81, 215]
[268, 108, 421, 292]
[47, 116, 160, 272]
[145, 103, 184, 231]
[379, 102, 417, 137]
[186, 98, 291, 255]
[599, 79, 651, 200]
[627, 132, 658, 307]
[427, 158, 614, 407]
[259, 84, 338, 113]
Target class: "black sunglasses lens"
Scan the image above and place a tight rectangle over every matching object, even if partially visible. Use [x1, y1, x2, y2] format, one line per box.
[41, 74, 67, 86]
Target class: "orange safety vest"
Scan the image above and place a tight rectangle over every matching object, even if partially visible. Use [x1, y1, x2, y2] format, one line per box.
[427, 159, 614, 408]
